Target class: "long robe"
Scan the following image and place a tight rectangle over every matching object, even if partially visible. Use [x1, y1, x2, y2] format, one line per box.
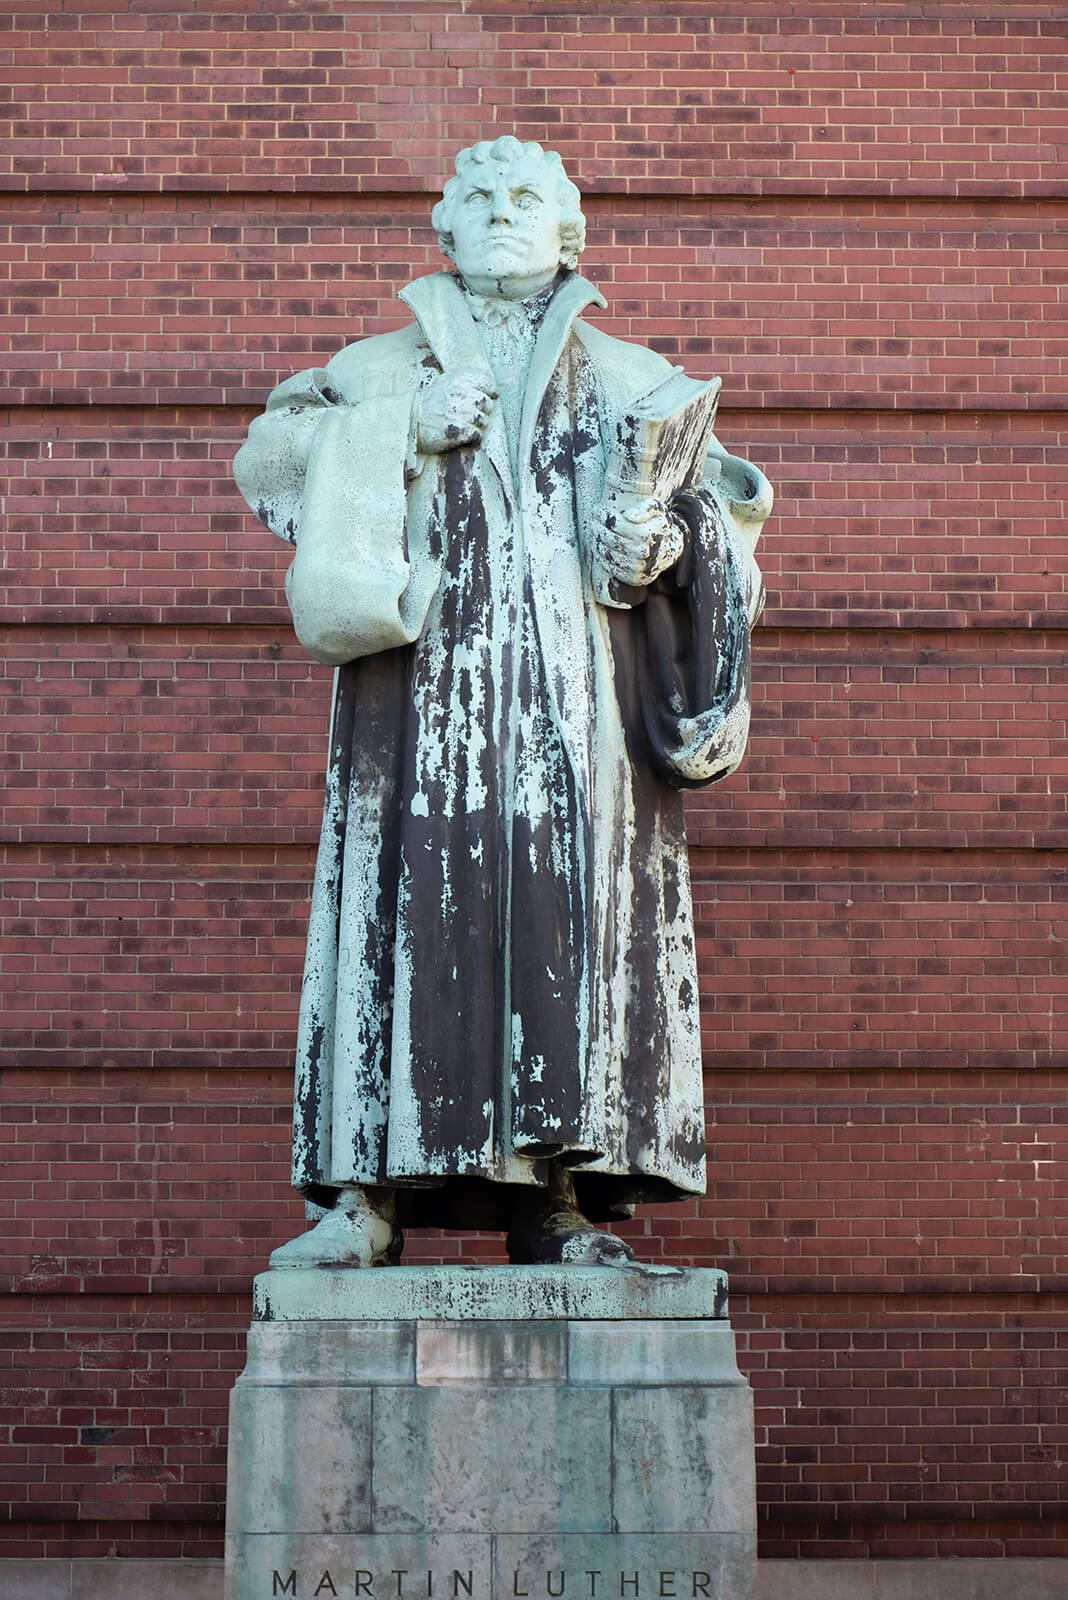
[234, 271, 771, 1227]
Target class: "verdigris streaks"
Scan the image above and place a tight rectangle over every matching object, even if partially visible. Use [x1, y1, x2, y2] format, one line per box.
[233, 137, 771, 1263]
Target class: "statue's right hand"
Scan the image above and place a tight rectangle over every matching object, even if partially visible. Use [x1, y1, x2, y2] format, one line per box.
[417, 370, 498, 454]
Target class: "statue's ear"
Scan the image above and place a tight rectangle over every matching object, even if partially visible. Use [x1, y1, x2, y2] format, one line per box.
[430, 199, 454, 262]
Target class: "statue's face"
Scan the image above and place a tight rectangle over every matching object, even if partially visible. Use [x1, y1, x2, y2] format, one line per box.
[449, 154, 564, 297]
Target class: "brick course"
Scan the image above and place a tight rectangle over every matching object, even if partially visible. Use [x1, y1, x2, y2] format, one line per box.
[0, 0, 1065, 1564]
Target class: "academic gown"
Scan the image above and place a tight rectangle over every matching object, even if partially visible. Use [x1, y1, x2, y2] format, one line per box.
[233, 271, 771, 1227]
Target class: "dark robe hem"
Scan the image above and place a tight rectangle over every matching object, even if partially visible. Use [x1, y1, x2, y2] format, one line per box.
[301, 1171, 700, 1230]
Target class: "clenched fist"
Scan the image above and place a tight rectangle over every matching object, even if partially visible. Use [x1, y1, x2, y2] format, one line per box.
[417, 370, 498, 454]
[591, 495, 686, 590]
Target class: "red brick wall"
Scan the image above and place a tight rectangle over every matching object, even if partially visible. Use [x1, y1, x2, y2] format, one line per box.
[1, 0, 1065, 1562]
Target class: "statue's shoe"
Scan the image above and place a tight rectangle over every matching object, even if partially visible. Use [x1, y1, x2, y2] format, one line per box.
[506, 1202, 637, 1266]
[268, 1190, 403, 1269]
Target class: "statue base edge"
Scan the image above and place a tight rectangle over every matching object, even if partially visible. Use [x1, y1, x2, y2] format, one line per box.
[251, 1261, 729, 1322]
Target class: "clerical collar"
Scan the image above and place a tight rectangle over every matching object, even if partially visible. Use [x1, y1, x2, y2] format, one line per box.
[457, 272, 565, 332]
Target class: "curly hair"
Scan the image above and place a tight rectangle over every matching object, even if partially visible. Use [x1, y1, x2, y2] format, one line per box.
[431, 136, 586, 270]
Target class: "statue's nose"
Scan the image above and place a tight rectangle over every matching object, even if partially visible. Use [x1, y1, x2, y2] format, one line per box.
[489, 187, 516, 224]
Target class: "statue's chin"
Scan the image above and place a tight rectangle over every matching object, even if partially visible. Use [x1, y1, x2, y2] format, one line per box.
[460, 264, 560, 301]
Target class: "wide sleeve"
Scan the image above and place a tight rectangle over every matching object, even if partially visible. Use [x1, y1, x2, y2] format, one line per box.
[233, 362, 440, 667]
[705, 435, 774, 560]
[233, 367, 341, 543]
[636, 480, 767, 790]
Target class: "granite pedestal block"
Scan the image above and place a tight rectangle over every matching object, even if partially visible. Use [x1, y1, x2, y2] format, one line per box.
[225, 1267, 756, 1600]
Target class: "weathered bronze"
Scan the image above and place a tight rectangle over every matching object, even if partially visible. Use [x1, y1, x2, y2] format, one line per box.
[234, 136, 771, 1267]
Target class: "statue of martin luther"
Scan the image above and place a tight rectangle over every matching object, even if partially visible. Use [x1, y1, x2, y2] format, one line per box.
[234, 136, 771, 1269]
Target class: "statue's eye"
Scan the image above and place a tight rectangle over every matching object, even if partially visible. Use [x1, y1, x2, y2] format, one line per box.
[466, 190, 491, 206]
[515, 191, 541, 210]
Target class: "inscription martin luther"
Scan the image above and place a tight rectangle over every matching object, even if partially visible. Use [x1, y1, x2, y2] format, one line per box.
[269, 1567, 725, 1599]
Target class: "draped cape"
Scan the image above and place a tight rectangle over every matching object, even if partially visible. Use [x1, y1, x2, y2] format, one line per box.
[234, 272, 771, 1227]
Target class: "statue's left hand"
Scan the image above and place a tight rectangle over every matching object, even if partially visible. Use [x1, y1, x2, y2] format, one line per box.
[592, 495, 686, 589]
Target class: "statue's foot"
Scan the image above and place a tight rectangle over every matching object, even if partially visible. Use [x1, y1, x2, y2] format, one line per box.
[506, 1201, 636, 1267]
[268, 1187, 403, 1269]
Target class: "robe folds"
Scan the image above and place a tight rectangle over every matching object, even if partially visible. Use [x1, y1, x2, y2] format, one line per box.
[234, 271, 772, 1228]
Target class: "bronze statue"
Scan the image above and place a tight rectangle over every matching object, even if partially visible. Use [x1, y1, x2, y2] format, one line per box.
[234, 137, 770, 1268]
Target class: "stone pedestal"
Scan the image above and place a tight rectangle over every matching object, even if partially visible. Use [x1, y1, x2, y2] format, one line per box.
[225, 1266, 756, 1600]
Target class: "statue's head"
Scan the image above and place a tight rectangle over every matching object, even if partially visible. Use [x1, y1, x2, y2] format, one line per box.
[432, 136, 586, 298]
